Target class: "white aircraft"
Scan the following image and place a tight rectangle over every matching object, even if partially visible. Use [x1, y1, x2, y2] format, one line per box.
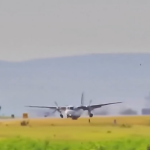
[25, 93, 122, 120]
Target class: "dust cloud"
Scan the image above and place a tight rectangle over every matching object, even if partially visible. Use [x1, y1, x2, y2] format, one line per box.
[145, 92, 150, 108]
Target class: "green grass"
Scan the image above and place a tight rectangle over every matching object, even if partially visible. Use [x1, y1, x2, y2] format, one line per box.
[1, 116, 150, 149]
[0, 125, 150, 150]
[0, 136, 150, 150]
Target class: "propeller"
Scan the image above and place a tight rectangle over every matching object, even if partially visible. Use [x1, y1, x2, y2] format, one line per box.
[50, 101, 63, 118]
[27, 101, 63, 118]
[53, 101, 61, 113]
[79, 92, 93, 118]
[81, 92, 84, 106]
[87, 100, 93, 117]
[89, 100, 92, 106]
[80, 92, 93, 117]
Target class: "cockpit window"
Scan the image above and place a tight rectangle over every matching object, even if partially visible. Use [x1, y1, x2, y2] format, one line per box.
[67, 106, 74, 110]
[70, 107, 74, 110]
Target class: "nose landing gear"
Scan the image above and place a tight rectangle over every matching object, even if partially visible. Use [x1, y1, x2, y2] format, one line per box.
[67, 114, 71, 118]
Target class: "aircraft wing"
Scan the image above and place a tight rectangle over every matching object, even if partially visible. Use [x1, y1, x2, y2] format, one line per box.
[77, 102, 122, 110]
[25, 105, 66, 111]
[90, 102, 122, 110]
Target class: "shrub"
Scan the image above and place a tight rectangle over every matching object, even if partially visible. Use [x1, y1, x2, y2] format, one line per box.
[20, 120, 29, 126]
[11, 114, 15, 118]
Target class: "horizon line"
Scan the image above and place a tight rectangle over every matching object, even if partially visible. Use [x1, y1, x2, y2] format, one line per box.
[0, 52, 150, 63]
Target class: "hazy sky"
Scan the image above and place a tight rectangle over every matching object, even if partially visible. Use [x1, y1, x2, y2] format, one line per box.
[0, 54, 150, 116]
[0, 0, 150, 61]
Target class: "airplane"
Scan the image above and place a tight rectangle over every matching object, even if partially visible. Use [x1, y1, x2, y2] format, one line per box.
[25, 93, 122, 120]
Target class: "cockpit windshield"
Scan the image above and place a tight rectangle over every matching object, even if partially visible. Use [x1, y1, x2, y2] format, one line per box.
[67, 106, 74, 110]
[70, 107, 74, 110]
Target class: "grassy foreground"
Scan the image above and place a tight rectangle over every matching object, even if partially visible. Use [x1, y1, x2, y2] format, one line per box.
[0, 116, 150, 149]
[0, 136, 150, 150]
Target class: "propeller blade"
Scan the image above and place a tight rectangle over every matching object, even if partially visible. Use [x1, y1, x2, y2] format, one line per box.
[54, 101, 58, 107]
[51, 109, 57, 114]
[81, 92, 84, 106]
[89, 100, 92, 106]
[54, 101, 62, 113]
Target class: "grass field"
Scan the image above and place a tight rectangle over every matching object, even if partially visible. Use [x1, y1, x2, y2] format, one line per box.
[0, 116, 150, 149]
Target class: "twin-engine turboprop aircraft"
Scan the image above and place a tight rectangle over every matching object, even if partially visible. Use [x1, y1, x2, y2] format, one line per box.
[26, 93, 122, 120]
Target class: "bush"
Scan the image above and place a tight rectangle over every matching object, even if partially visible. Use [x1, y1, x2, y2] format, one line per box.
[120, 124, 132, 128]
[11, 114, 15, 118]
[20, 120, 29, 126]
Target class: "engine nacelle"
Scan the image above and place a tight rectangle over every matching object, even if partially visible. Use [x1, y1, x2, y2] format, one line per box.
[60, 114, 63, 118]
[89, 113, 93, 117]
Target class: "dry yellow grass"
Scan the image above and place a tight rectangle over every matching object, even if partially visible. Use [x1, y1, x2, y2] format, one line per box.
[0, 116, 150, 141]
[28, 115, 150, 126]
[1, 115, 150, 126]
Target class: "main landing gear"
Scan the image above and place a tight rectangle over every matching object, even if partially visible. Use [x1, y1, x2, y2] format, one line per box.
[88, 113, 93, 123]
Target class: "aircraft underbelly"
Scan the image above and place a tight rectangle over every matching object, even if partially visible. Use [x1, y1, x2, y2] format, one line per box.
[66, 109, 83, 118]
